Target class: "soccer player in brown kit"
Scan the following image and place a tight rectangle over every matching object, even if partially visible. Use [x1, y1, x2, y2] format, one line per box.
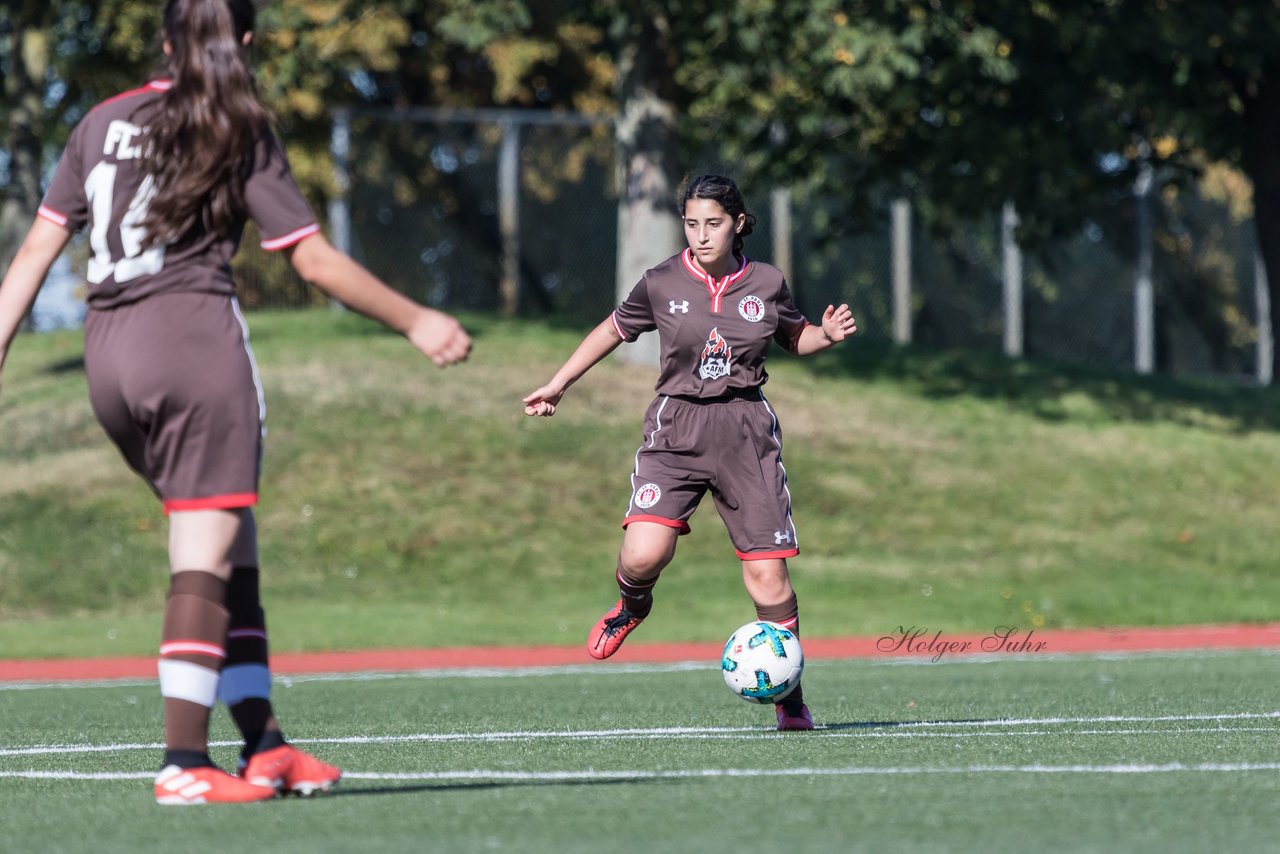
[0, 0, 471, 804]
[523, 175, 856, 730]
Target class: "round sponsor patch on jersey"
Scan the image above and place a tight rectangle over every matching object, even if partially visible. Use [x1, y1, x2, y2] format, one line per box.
[738, 295, 766, 323]
[634, 483, 662, 509]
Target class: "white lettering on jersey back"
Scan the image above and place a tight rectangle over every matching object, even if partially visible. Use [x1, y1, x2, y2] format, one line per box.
[103, 120, 144, 160]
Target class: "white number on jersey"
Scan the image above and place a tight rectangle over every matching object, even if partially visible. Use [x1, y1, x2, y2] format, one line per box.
[84, 161, 166, 285]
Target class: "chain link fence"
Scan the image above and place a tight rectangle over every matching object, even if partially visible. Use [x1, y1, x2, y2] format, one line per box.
[34, 107, 1267, 383]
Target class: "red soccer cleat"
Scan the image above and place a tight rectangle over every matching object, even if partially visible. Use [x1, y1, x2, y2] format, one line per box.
[588, 600, 646, 660]
[775, 702, 814, 731]
[239, 744, 342, 796]
[154, 764, 277, 805]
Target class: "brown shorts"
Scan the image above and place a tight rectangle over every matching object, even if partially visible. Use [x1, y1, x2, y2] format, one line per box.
[84, 292, 264, 514]
[623, 391, 799, 560]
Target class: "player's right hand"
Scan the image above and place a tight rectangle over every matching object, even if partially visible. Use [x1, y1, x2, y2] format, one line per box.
[408, 309, 471, 367]
[522, 384, 564, 416]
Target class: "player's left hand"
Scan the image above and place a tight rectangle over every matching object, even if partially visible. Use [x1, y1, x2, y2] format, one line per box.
[821, 304, 857, 343]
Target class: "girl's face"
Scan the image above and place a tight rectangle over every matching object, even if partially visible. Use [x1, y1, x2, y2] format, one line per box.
[682, 198, 745, 273]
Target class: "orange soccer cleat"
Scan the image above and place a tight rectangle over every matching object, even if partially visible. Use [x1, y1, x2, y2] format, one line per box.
[239, 744, 342, 796]
[587, 601, 646, 660]
[154, 764, 278, 805]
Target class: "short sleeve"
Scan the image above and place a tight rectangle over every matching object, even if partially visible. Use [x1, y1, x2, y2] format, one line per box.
[38, 123, 89, 232]
[243, 132, 320, 251]
[609, 277, 657, 342]
[772, 280, 810, 353]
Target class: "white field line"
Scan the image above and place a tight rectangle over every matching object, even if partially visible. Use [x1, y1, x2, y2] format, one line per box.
[3, 712, 1279, 758]
[5, 762, 1280, 784]
[5, 647, 1280, 692]
[0, 661, 710, 692]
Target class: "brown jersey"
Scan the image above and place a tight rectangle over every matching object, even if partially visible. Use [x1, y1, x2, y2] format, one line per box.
[610, 249, 810, 397]
[38, 80, 318, 309]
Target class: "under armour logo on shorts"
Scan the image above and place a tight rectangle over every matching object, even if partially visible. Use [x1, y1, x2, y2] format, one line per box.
[774, 530, 792, 545]
[669, 300, 689, 314]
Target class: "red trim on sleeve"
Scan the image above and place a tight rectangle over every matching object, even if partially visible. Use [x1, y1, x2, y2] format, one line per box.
[789, 319, 811, 353]
[163, 493, 258, 515]
[260, 223, 320, 252]
[622, 515, 692, 534]
[609, 311, 628, 341]
[735, 547, 800, 561]
[36, 206, 69, 227]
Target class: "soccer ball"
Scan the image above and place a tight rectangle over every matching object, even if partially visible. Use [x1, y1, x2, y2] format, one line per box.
[721, 621, 804, 704]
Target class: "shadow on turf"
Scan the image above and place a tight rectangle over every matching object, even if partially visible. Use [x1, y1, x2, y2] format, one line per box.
[819, 719, 988, 731]
[329, 778, 660, 798]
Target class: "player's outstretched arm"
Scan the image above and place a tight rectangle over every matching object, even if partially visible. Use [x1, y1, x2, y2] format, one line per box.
[285, 233, 471, 368]
[522, 318, 623, 416]
[794, 303, 857, 356]
[0, 218, 73, 392]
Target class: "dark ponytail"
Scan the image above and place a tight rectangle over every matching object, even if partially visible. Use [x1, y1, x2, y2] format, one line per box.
[679, 175, 756, 256]
[139, 0, 273, 247]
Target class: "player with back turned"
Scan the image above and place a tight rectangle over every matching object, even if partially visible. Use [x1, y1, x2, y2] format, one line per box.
[0, 0, 471, 804]
[523, 174, 856, 730]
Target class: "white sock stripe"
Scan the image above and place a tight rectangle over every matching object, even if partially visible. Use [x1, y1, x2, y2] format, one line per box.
[159, 641, 226, 659]
[217, 663, 272, 706]
[227, 628, 268, 641]
[157, 659, 220, 707]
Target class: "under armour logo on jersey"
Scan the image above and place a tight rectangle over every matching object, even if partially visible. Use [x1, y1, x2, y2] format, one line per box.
[669, 300, 689, 314]
[774, 530, 792, 545]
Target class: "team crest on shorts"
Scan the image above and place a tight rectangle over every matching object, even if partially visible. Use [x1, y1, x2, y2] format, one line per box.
[738, 295, 765, 323]
[634, 482, 662, 509]
[698, 327, 732, 380]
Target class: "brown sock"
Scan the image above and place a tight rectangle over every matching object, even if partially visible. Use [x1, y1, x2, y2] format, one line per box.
[159, 571, 229, 764]
[755, 593, 804, 709]
[616, 564, 657, 618]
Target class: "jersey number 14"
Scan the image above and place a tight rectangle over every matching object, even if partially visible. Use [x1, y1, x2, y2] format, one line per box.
[84, 161, 166, 285]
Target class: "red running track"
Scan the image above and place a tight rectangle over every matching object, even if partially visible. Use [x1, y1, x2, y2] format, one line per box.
[3, 623, 1280, 683]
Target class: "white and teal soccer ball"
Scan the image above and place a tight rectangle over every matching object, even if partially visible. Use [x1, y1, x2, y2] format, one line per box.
[721, 621, 804, 704]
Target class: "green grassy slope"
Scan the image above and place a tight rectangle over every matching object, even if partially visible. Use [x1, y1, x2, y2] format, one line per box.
[3, 310, 1279, 657]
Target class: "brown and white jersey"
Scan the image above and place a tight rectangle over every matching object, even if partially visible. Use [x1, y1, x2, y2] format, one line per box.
[38, 80, 319, 309]
[611, 249, 810, 397]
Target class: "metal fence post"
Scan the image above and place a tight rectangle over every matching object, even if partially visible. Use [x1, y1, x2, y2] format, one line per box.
[771, 186, 793, 287]
[1134, 157, 1155, 375]
[498, 120, 521, 317]
[891, 198, 912, 344]
[1002, 200, 1024, 358]
[327, 108, 352, 311]
[1256, 249, 1273, 386]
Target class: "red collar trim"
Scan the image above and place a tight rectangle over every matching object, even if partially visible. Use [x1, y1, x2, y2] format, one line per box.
[681, 249, 750, 313]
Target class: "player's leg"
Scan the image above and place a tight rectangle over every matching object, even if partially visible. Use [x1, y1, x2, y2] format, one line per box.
[741, 557, 812, 730]
[717, 397, 811, 729]
[222, 511, 340, 795]
[594, 396, 705, 659]
[156, 508, 277, 804]
[589, 522, 681, 659]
